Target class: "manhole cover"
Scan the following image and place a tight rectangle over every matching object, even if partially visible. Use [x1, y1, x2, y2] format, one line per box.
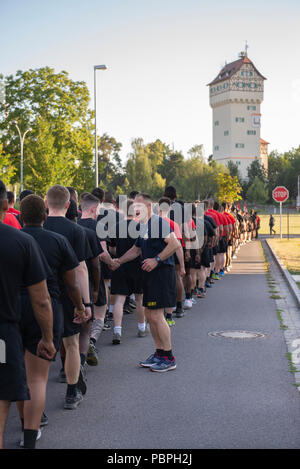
[208, 330, 267, 339]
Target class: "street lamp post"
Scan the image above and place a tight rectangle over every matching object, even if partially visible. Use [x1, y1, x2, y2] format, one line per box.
[94, 64, 107, 188]
[12, 121, 32, 193]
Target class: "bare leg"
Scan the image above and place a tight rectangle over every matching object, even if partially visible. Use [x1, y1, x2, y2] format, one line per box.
[0, 401, 10, 449]
[23, 350, 50, 430]
[63, 334, 80, 385]
[135, 294, 145, 324]
[113, 295, 126, 327]
[79, 322, 92, 360]
[145, 309, 163, 350]
[149, 309, 172, 351]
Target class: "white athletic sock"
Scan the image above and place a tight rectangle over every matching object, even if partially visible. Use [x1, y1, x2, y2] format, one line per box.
[130, 294, 135, 300]
[138, 322, 146, 332]
[109, 304, 114, 313]
[114, 326, 122, 335]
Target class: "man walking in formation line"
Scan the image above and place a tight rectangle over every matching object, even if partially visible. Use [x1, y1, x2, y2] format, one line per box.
[0, 179, 259, 448]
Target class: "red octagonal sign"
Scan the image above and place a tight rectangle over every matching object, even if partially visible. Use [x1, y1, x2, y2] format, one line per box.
[272, 186, 289, 203]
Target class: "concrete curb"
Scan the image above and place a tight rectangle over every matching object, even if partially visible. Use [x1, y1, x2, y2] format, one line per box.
[265, 239, 300, 309]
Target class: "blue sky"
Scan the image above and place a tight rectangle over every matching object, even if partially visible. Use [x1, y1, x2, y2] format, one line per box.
[1, 0, 300, 161]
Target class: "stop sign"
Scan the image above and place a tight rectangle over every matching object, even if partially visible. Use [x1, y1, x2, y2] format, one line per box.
[272, 186, 289, 203]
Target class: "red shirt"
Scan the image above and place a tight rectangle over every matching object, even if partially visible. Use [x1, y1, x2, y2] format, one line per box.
[8, 207, 20, 216]
[181, 218, 196, 248]
[163, 217, 182, 240]
[205, 210, 220, 226]
[3, 213, 21, 229]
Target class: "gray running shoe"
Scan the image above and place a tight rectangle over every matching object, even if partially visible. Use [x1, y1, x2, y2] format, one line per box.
[112, 333, 121, 344]
[20, 428, 42, 447]
[137, 329, 147, 338]
[86, 341, 99, 366]
[64, 389, 83, 410]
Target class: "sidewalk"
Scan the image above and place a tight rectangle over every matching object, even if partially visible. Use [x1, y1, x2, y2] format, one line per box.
[5, 240, 300, 449]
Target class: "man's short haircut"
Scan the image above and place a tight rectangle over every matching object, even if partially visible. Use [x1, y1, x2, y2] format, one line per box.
[213, 201, 220, 211]
[20, 194, 46, 225]
[46, 185, 70, 210]
[66, 199, 78, 221]
[0, 180, 7, 203]
[126, 199, 134, 216]
[104, 191, 114, 205]
[7, 191, 14, 205]
[66, 187, 77, 199]
[20, 189, 34, 202]
[164, 186, 177, 201]
[158, 197, 171, 208]
[221, 202, 227, 210]
[136, 193, 152, 204]
[91, 187, 104, 202]
[129, 190, 139, 199]
[203, 199, 209, 210]
[80, 193, 100, 212]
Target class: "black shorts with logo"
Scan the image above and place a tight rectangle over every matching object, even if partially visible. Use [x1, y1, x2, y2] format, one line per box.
[190, 250, 201, 269]
[101, 261, 112, 280]
[201, 246, 211, 268]
[0, 323, 30, 402]
[19, 295, 64, 360]
[142, 264, 177, 310]
[213, 245, 219, 256]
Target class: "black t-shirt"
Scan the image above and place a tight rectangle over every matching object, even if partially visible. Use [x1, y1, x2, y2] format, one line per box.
[80, 225, 103, 281]
[0, 222, 49, 323]
[109, 219, 142, 271]
[204, 214, 217, 231]
[135, 214, 174, 266]
[44, 216, 92, 262]
[204, 219, 215, 238]
[22, 226, 79, 300]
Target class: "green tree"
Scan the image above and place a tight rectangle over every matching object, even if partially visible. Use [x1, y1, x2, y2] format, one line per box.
[97, 133, 124, 192]
[0, 142, 16, 186]
[246, 176, 269, 203]
[227, 160, 241, 180]
[1, 67, 94, 192]
[215, 172, 242, 203]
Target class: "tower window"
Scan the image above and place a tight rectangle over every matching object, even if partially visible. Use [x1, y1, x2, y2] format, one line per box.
[235, 143, 245, 148]
[223, 83, 228, 89]
[247, 105, 256, 110]
[236, 82, 246, 88]
[248, 83, 258, 89]
[214, 121, 219, 126]
[224, 130, 229, 136]
[235, 117, 245, 123]
[214, 146, 219, 151]
[247, 130, 256, 135]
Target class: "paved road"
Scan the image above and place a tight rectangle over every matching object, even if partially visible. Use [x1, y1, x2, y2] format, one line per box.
[5, 240, 300, 449]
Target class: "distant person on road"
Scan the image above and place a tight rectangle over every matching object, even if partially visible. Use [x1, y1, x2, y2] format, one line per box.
[269, 215, 276, 235]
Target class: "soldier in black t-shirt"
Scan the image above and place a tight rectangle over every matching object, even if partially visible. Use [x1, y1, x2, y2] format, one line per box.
[78, 193, 116, 366]
[111, 194, 180, 373]
[18, 195, 87, 442]
[0, 181, 55, 450]
[44, 185, 92, 410]
[108, 199, 146, 345]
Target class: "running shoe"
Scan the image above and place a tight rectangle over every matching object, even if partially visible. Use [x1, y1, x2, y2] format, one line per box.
[64, 389, 83, 410]
[175, 306, 185, 318]
[166, 317, 176, 327]
[211, 273, 220, 280]
[112, 333, 121, 344]
[40, 412, 48, 427]
[184, 299, 193, 310]
[150, 357, 177, 372]
[139, 353, 161, 368]
[191, 298, 197, 304]
[77, 365, 87, 395]
[103, 320, 111, 331]
[86, 341, 99, 366]
[137, 329, 148, 337]
[219, 270, 224, 277]
[20, 428, 42, 448]
[197, 288, 206, 298]
[59, 368, 67, 383]
[205, 281, 212, 289]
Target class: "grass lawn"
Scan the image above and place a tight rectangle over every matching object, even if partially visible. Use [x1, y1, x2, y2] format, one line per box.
[268, 238, 300, 275]
[259, 214, 300, 235]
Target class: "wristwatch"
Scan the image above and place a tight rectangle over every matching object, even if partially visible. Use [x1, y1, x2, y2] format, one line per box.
[83, 302, 93, 308]
[155, 256, 161, 264]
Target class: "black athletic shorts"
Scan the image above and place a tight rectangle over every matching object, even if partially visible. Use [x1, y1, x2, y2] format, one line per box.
[142, 264, 177, 310]
[183, 248, 191, 269]
[213, 245, 219, 256]
[0, 323, 30, 402]
[208, 248, 214, 264]
[95, 274, 107, 307]
[101, 261, 112, 280]
[190, 250, 201, 269]
[61, 294, 81, 338]
[201, 246, 211, 268]
[19, 296, 63, 360]
[218, 238, 227, 254]
[110, 266, 143, 296]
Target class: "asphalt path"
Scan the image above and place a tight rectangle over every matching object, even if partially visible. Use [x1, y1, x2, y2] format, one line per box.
[5, 240, 300, 449]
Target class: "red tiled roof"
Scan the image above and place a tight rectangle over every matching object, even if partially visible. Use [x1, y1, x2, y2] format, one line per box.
[260, 138, 270, 145]
[208, 56, 266, 86]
